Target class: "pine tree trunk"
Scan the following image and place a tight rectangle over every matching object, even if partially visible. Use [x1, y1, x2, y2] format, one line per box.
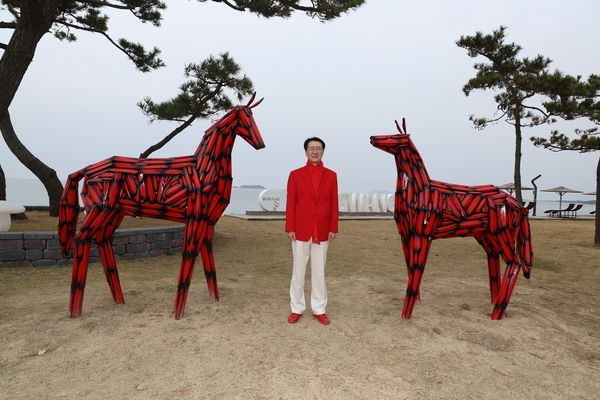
[595, 158, 600, 246]
[513, 111, 523, 204]
[139, 115, 198, 158]
[0, 0, 63, 216]
[0, 111, 63, 216]
[0, 164, 5, 200]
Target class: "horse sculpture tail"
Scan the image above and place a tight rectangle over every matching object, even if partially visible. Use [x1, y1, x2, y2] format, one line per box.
[518, 210, 534, 279]
[58, 169, 85, 254]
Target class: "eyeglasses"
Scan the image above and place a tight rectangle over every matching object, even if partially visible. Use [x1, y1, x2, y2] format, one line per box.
[307, 147, 323, 152]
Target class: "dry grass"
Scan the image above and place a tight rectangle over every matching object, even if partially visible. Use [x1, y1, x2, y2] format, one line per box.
[1, 216, 599, 399]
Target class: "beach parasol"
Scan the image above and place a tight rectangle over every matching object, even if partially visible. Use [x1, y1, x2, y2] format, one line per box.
[541, 186, 583, 216]
[497, 182, 534, 195]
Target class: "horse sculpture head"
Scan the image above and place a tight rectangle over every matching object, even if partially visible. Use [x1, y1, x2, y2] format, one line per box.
[369, 118, 412, 154]
[206, 92, 266, 150]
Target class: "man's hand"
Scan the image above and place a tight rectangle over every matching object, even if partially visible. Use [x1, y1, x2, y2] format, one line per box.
[328, 232, 336, 241]
[287, 232, 296, 241]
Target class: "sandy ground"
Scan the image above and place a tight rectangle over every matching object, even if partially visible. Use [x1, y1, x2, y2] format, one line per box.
[1, 217, 599, 399]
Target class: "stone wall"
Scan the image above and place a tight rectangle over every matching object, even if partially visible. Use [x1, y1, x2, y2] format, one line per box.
[0, 225, 184, 267]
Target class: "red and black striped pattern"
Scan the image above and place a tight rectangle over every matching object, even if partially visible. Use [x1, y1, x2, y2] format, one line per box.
[370, 119, 533, 320]
[58, 94, 265, 319]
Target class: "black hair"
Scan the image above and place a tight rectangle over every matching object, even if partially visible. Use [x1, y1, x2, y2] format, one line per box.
[303, 137, 326, 151]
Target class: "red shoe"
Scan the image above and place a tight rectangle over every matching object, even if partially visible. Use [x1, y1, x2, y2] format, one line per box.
[288, 313, 302, 324]
[313, 313, 330, 325]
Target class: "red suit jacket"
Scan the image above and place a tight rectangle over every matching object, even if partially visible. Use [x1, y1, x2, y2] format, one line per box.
[285, 163, 339, 242]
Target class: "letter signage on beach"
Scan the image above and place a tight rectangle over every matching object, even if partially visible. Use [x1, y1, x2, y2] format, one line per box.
[259, 189, 281, 211]
[255, 190, 393, 213]
[338, 192, 394, 212]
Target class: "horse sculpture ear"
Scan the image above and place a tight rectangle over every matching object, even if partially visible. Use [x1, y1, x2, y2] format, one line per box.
[246, 92, 257, 106]
[394, 118, 406, 135]
[394, 118, 406, 134]
[395, 118, 407, 134]
[245, 92, 264, 108]
[249, 96, 264, 109]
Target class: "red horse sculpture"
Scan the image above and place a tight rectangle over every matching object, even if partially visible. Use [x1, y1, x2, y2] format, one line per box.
[59, 94, 265, 319]
[370, 119, 533, 320]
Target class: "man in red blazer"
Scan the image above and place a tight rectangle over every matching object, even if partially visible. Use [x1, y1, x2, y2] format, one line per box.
[285, 137, 339, 325]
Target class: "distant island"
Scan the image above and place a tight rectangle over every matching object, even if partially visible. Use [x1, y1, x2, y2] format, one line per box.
[234, 185, 265, 189]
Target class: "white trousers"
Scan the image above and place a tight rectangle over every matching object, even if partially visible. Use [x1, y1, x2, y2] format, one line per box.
[289, 239, 329, 315]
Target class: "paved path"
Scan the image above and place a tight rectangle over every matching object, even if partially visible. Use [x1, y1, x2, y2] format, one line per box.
[228, 211, 594, 221]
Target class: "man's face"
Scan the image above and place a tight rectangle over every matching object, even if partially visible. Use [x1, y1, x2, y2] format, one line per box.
[305, 140, 324, 165]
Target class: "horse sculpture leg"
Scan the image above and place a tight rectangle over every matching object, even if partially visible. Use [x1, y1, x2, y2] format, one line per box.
[70, 206, 109, 317]
[95, 212, 126, 304]
[491, 259, 521, 320]
[401, 239, 421, 303]
[402, 235, 433, 319]
[518, 214, 534, 279]
[173, 221, 218, 319]
[70, 237, 92, 318]
[199, 225, 219, 298]
[174, 220, 200, 319]
[475, 236, 501, 303]
[172, 191, 219, 319]
[490, 230, 522, 320]
[486, 254, 501, 304]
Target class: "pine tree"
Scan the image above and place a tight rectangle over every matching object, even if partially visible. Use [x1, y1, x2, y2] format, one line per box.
[0, 0, 365, 215]
[456, 26, 596, 203]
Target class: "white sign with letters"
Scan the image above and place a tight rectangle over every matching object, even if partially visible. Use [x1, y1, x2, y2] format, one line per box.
[338, 192, 394, 212]
[257, 190, 393, 213]
[258, 189, 281, 211]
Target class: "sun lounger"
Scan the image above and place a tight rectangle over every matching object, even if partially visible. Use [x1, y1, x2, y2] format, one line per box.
[568, 204, 583, 218]
[544, 203, 575, 217]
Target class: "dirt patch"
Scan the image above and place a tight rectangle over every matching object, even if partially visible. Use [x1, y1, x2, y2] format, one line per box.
[1, 217, 599, 399]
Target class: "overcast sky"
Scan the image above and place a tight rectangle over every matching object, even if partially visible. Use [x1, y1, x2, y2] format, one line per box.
[2, 1, 599, 202]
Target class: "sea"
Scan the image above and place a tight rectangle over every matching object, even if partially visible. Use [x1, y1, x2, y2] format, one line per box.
[3, 178, 596, 216]
[4, 178, 284, 215]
